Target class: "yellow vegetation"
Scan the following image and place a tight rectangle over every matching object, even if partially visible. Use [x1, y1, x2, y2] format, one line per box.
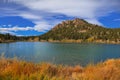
[0, 58, 120, 80]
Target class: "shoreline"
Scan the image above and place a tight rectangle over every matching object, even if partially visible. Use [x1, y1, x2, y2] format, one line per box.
[39, 39, 120, 44]
[1, 40, 120, 45]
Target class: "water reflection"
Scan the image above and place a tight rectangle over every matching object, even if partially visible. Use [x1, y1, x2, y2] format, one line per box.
[0, 42, 120, 66]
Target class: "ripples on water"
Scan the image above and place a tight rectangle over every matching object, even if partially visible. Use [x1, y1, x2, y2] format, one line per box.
[0, 42, 120, 66]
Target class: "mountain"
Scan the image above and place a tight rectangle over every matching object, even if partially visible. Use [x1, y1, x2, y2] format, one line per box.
[39, 18, 120, 43]
[1, 18, 120, 44]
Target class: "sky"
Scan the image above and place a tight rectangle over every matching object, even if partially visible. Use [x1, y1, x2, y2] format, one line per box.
[0, 0, 120, 36]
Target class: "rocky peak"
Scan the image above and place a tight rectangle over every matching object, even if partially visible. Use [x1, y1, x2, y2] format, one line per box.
[73, 18, 87, 24]
[52, 18, 89, 31]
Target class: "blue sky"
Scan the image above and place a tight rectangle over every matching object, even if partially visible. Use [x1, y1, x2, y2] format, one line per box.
[0, 0, 120, 36]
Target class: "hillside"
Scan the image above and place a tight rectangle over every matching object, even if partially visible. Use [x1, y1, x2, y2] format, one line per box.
[39, 18, 120, 43]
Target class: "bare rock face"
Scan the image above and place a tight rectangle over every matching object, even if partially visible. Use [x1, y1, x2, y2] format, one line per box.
[52, 18, 88, 31]
[73, 18, 87, 25]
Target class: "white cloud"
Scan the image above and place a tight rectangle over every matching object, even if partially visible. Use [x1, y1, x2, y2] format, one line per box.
[0, 26, 33, 31]
[10, 0, 120, 26]
[0, 22, 52, 32]
[3, 25, 7, 27]
[85, 19, 103, 26]
[0, 30, 16, 35]
[19, 13, 41, 20]
[114, 19, 120, 21]
[1, 0, 120, 33]
[34, 22, 52, 32]
[8, 24, 12, 27]
[13, 0, 119, 18]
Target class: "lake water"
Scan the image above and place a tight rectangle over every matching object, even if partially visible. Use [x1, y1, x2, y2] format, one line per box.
[0, 42, 120, 66]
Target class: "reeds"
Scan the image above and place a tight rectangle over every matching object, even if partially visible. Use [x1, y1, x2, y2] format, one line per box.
[0, 57, 120, 80]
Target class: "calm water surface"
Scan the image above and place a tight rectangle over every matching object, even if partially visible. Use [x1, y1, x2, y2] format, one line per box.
[0, 42, 120, 66]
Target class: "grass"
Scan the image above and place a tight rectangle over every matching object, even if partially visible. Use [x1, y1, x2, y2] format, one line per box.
[0, 57, 120, 80]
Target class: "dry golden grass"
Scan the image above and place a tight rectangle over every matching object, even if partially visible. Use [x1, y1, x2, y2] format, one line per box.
[0, 57, 120, 80]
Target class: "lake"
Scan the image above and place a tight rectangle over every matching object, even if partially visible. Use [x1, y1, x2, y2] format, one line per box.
[0, 42, 120, 66]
